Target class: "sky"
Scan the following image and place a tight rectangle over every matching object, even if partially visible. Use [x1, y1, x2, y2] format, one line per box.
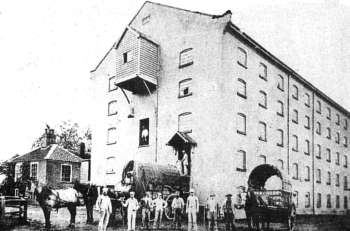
[0, 0, 349, 160]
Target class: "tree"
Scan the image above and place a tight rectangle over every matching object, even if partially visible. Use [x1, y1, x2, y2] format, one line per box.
[32, 120, 91, 156]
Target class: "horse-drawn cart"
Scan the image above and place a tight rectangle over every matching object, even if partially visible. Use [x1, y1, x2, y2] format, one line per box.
[246, 164, 296, 231]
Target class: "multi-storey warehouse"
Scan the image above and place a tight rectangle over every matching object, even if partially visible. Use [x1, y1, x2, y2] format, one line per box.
[90, 1, 350, 215]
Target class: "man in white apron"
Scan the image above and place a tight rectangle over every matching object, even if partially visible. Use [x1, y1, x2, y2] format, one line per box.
[186, 188, 199, 231]
[122, 191, 139, 231]
[96, 187, 112, 231]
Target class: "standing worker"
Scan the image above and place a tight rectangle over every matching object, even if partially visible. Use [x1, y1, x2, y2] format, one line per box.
[96, 187, 112, 231]
[140, 191, 152, 229]
[122, 191, 139, 231]
[85, 181, 97, 224]
[206, 193, 219, 231]
[182, 150, 189, 176]
[222, 194, 237, 231]
[152, 192, 167, 229]
[172, 191, 185, 229]
[186, 189, 199, 231]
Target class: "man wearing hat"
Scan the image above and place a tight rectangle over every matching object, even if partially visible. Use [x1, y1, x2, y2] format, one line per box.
[186, 188, 199, 231]
[140, 191, 152, 229]
[171, 191, 185, 229]
[221, 194, 237, 231]
[206, 192, 219, 231]
[96, 187, 112, 231]
[122, 191, 139, 231]
[152, 192, 167, 229]
[85, 181, 97, 224]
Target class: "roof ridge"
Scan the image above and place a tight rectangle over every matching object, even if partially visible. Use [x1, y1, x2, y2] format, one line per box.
[44, 144, 57, 159]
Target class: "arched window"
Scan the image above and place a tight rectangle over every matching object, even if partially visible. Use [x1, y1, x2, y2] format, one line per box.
[304, 139, 310, 155]
[237, 78, 247, 99]
[107, 127, 117, 145]
[106, 156, 116, 174]
[292, 135, 298, 152]
[292, 163, 298, 179]
[259, 63, 267, 80]
[237, 47, 247, 68]
[179, 48, 193, 68]
[316, 144, 321, 159]
[305, 166, 310, 181]
[316, 121, 321, 135]
[292, 85, 298, 100]
[108, 100, 118, 116]
[258, 91, 267, 108]
[316, 100, 321, 114]
[305, 192, 311, 208]
[277, 74, 284, 91]
[259, 155, 266, 165]
[277, 159, 284, 170]
[108, 76, 117, 92]
[179, 78, 192, 97]
[277, 100, 284, 117]
[316, 169, 321, 183]
[292, 109, 298, 124]
[178, 112, 192, 133]
[236, 150, 246, 172]
[327, 171, 331, 185]
[237, 113, 246, 135]
[258, 121, 267, 142]
[277, 129, 284, 147]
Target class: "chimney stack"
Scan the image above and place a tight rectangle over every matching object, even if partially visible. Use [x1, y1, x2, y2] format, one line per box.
[42, 127, 56, 147]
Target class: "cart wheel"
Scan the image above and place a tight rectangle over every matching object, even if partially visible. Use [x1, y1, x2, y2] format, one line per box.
[288, 206, 296, 231]
[164, 193, 177, 220]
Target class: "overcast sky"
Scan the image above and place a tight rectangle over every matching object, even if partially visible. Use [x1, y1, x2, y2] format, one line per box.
[0, 0, 349, 160]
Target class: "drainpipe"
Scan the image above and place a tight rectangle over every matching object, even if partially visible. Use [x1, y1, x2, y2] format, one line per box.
[287, 75, 290, 175]
[311, 92, 315, 215]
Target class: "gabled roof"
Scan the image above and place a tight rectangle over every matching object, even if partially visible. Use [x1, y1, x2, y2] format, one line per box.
[11, 144, 83, 163]
[167, 132, 197, 147]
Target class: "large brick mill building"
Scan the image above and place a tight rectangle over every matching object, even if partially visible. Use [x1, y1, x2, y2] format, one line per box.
[90, 1, 350, 215]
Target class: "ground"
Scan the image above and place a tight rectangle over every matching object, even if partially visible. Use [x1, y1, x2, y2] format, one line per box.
[2, 205, 349, 230]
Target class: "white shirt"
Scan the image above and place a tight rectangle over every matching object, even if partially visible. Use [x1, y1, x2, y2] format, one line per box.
[123, 197, 139, 212]
[172, 197, 185, 209]
[152, 198, 167, 210]
[186, 195, 199, 212]
[206, 198, 218, 212]
[96, 195, 112, 213]
[182, 153, 189, 166]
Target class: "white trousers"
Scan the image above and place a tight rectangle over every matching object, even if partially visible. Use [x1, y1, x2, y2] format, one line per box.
[98, 210, 110, 231]
[187, 210, 197, 231]
[127, 211, 137, 231]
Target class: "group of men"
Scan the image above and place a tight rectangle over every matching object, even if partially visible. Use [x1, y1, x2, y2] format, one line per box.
[95, 187, 238, 231]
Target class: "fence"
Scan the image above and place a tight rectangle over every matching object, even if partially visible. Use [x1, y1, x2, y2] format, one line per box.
[0, 196, 28, 222]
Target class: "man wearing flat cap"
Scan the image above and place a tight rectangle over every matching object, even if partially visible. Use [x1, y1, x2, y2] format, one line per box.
[122, 191, 139, 231]
[186, 188, 199, 231]
[222, 194, 237, 231]
[206, 192, 219, 231]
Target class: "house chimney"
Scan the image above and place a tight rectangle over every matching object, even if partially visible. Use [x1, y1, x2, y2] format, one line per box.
[42, 127, 56, 147]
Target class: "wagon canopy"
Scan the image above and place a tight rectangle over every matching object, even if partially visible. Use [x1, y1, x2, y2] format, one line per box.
[248, 164, 291, 191]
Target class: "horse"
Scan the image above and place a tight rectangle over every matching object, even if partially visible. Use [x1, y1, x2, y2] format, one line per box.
[34, 183, 83, 229]
[73, 182, 99, 224]
[245, 190, 270, 231]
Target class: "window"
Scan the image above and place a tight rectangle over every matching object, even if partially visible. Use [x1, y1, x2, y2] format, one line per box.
[327, 107, 331, 120]
[179, 78, 192, 97]
[259, 63, 267, 80]
[326, 127, 331, 139]
[139, 118, 149, 146]
[292, 109, 298, 124]
[336, 114, 340, 125]
[327, 171, 331, 185]
[292, 163, 299, 180]
[273, 129, 282, 147]
[327, 194, 332, 208]
[326, 148, 331, 162]
[259, 155, 267, 165]
[345, 196, 348, 209]
[277, 159, 284, 170]
[237, 113, 246, 135]
[294, 191, 299, 208]
[14, 162, 22, 182]
[305, 115, 310, 129]
[237, 47, 247, 68]
[108, 76, 117, 92]
[344, 136, 348, 147]
[336, 174, 340, 187]
[259, 91, 267, 109]
[30, 162, 38, 181]
[316, 144, 321, 159]
[142, 14, 151, 25]
[179, 48, 193, 68]
[305, 166, 310, 181]
[277, 75, 284, 91]
[178, 112, 192, 133]
[316, 121, 321, 135]
[123, 50, 134, 63]
[258, 121, 267, 142]
[345, 119, 348, 130]
[336, 152, 340, 165]
[336, 132, 340, 144]
[317, 193, 322, 208]
[305, 192, 311, 208]
[107, 127, 117, 145]
[292, 85, 298, 100]
[106, 156, 116, 174]
[277, 100, 284, 117]
[61, 164, 72, 182]
[344, 176, 348, 190]
[316, 169, 321, 183]
[305, 93, 310, 107]
[344, 155, 348, 168]
[236, 150, 246, 172]
[336, 195, 340, 208]
[292, 135, 298, 152]
[108, 100, 118, 116]
[343, 178, 349, 192]
[316, 100, 321, 114]
[237, 78, 247, 99]
[304, 139, 310, 155]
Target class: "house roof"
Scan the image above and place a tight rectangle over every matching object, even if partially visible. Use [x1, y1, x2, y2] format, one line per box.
[11, 144, 83, 163]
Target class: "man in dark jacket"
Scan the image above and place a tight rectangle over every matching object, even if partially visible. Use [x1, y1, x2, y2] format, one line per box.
[222, 194, 237, 231]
